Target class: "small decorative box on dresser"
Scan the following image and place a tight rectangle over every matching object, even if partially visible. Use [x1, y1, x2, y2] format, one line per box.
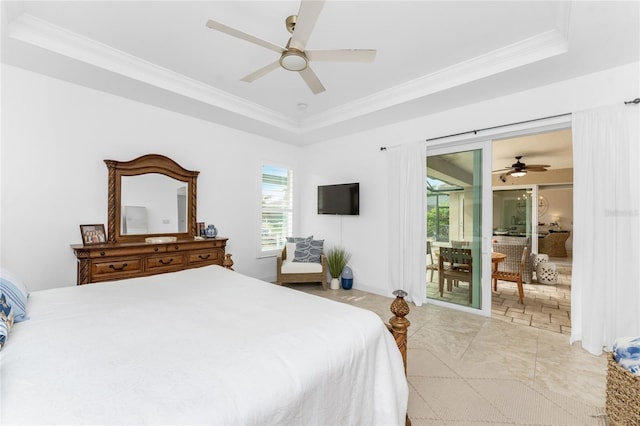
[72, 238, 228, 285]
[72, 153, 233, 285]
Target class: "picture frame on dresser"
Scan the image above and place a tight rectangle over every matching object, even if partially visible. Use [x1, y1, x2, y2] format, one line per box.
[80, 224, 106, 245]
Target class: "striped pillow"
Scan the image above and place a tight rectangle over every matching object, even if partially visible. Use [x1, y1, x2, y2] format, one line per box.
[0, 292, 15, 350]
[0, 268, 29, 322]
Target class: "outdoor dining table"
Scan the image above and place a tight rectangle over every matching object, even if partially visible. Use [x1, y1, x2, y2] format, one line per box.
[492, 252, 507, 289]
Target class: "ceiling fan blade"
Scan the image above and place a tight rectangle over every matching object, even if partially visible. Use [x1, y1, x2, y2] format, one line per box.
[241, 60, 281, 83]
[524, 166, 549, 172]
[306, 49, 377, 62]
[289, 0, 325, 51]
[492, 167, 513, 173]
[206, 20, 284, 54]
[526, 164, 551, 168]
[299, 66, 325, 95]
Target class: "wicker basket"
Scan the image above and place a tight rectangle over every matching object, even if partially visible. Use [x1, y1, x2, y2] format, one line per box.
[606, 352, 640, 425]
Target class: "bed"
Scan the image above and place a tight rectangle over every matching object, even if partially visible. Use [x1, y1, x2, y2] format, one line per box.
[1, 265, 409, 425]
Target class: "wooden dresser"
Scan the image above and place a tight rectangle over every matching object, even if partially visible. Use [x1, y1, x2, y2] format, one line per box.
[73, 154, 235, 285]
[72, 238, 228, 285]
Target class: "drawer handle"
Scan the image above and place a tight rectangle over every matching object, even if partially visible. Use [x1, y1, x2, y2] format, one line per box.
[159, 258, 174, 265]
[154, 247, 159, 252]
[109, 263, 128, 271]
[198, 254, 211, 260]
[100, 251, 106, 256]
[174, 245, 180, 250]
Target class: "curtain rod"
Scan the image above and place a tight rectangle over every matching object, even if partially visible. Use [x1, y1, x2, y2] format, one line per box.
[379, 97, 640, 151]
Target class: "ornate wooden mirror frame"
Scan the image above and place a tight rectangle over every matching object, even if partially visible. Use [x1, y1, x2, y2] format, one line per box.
[105, 154, 199, 243]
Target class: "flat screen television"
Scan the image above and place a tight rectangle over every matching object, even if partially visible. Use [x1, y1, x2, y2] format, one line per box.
[317, 183, 359, 215]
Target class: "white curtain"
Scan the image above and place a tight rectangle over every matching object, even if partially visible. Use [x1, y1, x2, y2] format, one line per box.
[571, 103, 640, 355]
[387, 142, 427, 306]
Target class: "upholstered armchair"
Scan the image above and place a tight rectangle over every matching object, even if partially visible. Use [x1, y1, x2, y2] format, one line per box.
[276, 243, 328, 288]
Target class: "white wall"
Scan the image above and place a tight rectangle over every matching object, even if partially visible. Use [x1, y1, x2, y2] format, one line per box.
[3, 61, 638, 294]
[0, 65, 298, 290]
[300, 61, 639, 298]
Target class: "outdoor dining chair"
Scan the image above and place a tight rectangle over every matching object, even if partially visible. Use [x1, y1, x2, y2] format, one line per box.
[492, 246, 528, 304]
[438, 247, 473, 304]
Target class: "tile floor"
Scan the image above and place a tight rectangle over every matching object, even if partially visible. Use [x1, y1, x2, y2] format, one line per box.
[428, 256, 573, 334]
[291, 262, 609, 424]
[492, 257, 573, 334]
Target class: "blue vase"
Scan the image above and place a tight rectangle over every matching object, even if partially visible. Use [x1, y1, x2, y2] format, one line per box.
[341, 266, 353, 290]
[205, 224, 217, 238]
[341, 277, 353, 290]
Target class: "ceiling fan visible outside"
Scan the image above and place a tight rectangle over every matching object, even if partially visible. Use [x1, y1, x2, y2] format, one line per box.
[205, 0, 376, 94]
[493, 156, 550, 178]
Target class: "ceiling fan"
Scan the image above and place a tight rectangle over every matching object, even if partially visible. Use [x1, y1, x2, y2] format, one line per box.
[205, 0, 376, 95]
[493, 156, 550, 177]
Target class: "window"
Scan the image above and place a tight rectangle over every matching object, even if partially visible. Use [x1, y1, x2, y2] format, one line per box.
[261, 165, 293, 255]
[426, 177, 462, 242]
[427, 193, 450, 242]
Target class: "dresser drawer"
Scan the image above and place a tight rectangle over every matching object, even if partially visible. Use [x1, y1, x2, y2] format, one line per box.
[145, 254, 185, 272]
[166, 240, 225, 251]
[187, 249, 222, 266]
[92, 258, 143, 278]
[89, 245, 165, 258]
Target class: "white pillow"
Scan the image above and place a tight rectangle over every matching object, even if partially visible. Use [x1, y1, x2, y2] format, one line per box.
[285, 243, 298, 259]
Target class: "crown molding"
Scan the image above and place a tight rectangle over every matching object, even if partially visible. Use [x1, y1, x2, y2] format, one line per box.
[301, 29, 569, 132]
[7, 9, 570, 137]
[7, 13, 300, 132]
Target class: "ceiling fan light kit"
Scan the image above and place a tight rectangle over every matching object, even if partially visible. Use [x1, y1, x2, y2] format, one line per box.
[493, 155, 550, 178]
[205, 0, 376, 94]
[280, 47, 308, 71]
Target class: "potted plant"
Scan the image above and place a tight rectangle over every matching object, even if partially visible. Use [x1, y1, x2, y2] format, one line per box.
[326, 246, 352, 290]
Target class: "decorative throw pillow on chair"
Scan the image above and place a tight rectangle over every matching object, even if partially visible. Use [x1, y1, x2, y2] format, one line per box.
[286, 235, 313, 243]
[293, 239, 324, 263]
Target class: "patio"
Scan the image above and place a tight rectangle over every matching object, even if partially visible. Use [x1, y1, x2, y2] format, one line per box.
[427, 256, 572, 334]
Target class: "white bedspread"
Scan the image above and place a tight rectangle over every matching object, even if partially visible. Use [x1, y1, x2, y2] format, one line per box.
[1, 265, 408, 425]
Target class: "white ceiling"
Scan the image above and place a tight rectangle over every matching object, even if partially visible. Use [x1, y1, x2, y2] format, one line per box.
[494, 128, 574, 171]
[2, 1, 639, 146]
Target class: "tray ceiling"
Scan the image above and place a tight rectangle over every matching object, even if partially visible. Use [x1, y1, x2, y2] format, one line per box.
[2, 1, 638, 145]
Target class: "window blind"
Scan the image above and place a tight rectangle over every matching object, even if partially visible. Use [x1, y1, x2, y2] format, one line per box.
[261, 165, 293, 253]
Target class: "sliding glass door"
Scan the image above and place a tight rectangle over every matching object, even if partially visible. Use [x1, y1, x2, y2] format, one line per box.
[426, 141, 492, 315]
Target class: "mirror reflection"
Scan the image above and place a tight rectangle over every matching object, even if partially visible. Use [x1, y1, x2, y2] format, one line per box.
[121, 174, 188, 235]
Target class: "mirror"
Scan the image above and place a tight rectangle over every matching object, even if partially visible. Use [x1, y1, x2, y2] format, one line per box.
[105, 154, 199, 243]
[121, 174, 188, 235]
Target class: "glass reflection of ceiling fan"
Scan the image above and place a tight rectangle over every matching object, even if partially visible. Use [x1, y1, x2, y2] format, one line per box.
[493, 156, 550, 177]
[205, 0, 376, 94]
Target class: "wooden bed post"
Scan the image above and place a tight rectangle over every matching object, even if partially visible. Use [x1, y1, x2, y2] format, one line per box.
[389, 289, 411, 426]
[389, 289, 410, 374]
[223, 253, 234, 270]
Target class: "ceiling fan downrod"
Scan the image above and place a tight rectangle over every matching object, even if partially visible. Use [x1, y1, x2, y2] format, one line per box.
[286, 15, 297, 33]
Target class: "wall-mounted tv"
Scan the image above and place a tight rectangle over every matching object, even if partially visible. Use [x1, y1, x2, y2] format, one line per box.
[317, 183, 359, 215]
